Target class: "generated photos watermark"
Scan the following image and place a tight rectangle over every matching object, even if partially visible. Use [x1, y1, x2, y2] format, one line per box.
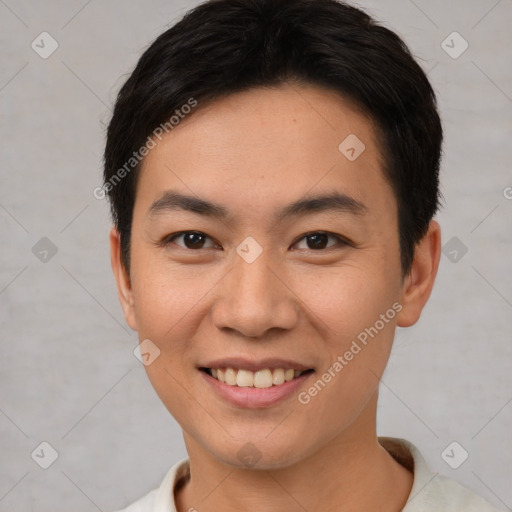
[93, 97, 198, 200]
[298, 301, 402, 405]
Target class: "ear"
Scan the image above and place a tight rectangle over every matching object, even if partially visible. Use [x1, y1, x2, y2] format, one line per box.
[110, 227, 138, 331]
[397, 220, 441, 327]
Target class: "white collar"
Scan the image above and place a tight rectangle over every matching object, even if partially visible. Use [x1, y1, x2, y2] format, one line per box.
[148, 437, 496, 512]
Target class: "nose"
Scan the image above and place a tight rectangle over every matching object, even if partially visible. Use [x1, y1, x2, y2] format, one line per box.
[211, 251, 299, 339]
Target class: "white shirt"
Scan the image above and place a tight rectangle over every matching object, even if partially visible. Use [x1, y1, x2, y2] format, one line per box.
[114, 437, 501, 512]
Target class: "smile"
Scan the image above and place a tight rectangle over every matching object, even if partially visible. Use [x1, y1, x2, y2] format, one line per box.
[201, 367, 314, 388]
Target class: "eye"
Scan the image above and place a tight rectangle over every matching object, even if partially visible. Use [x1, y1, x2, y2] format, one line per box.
[164, 231, 219, 250]
[292, 231, 348, 251]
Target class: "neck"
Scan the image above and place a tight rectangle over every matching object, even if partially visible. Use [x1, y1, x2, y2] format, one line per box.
[175, 394, 413, 512]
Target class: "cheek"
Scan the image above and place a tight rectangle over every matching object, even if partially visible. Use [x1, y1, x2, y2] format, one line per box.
[130, 250, 219, 340]
[293, 284, 398, 446]
[128, 260, 215, 426]
[288, 264, 400, 405]
[289, 260, 400, 339]
[128, 258, 228, 406]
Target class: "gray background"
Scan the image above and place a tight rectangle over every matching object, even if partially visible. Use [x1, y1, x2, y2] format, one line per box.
[1, 0, 511, 511]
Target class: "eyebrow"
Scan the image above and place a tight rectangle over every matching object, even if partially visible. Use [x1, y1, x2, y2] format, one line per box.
[148, 190, 367, 222]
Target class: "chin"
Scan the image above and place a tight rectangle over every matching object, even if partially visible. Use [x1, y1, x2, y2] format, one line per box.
[207, 435, 309, 471]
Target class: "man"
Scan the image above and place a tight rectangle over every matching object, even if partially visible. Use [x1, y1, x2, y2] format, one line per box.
[103, 0, 500, 510]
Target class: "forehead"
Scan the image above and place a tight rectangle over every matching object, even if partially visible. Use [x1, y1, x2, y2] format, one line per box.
[135, 83, 394, 221]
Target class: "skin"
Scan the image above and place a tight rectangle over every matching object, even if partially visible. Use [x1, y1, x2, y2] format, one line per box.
[110, 83, 441, 512]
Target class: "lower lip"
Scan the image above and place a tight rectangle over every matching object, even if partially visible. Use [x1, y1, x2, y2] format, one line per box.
[199, 370, 313, 408]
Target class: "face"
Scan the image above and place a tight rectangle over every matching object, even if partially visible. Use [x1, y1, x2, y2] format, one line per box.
[111, 83, 437, 469]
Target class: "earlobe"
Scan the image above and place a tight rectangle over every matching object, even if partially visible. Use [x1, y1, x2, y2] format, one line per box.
[397, 220, 441, 327]
[109, 227, 138, 331]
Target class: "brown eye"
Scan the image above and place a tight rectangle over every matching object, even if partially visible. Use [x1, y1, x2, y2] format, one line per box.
[167, 231, 217, 249]
[183, 232, 206, 248]
[306, 233, 329, 249]
[293, 232, 347, 251]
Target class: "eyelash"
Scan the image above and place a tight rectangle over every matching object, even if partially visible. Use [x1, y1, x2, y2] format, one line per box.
[160, 230, 352, 251]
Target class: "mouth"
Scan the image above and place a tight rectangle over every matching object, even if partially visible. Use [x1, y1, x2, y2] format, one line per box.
[199, 367, 315, 388]
[198, 357, 315, 408]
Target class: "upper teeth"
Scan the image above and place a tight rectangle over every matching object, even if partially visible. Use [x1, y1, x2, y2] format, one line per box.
[209, 368, 304, 388]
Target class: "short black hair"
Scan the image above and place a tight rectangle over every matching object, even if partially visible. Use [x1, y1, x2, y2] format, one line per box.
[103, 0, 443, 274]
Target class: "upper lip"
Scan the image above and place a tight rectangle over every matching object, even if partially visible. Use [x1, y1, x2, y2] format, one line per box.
[199, 357, 313, 372]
